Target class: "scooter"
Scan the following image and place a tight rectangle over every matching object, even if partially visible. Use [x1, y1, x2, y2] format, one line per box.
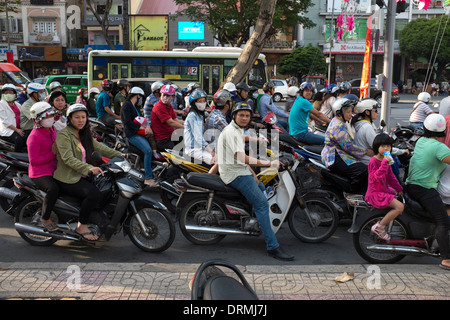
[345, 192, 445, 264]
[175, 154, 339, 245]
[190, 259, 258, 300]
[1, 153, 175, 252]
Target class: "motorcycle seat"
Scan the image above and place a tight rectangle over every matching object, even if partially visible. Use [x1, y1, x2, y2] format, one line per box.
[403, 192, 432, 221]
[203, 275, 259, 300]
[321, 170, 353, 193]
[302, 145, 323, 155]
[186, 172, 241, 197]
[6, 152, 29, 162]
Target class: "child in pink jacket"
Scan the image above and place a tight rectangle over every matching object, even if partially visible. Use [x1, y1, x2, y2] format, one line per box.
[365, 133, 404, 241]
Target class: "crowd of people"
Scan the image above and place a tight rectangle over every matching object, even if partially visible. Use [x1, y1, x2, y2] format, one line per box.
[1, 77, 450, 268]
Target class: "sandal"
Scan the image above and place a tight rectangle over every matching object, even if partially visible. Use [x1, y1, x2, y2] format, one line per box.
[144, 179, 159, 188]
[371, 222, 390, 241]
[41, 219, 59, 232]
[75, 230, 99, 243]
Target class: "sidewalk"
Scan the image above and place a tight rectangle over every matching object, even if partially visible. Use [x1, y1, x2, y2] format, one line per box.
[398, 93, 447, 104]
[0, 262, 449, 300]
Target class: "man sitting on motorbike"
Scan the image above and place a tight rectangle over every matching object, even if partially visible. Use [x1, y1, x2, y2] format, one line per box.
[216, 102, 294, 261]
[289, 82, 330, 146]
[321, 98, 373, 194]
[405, 114, 450, 270]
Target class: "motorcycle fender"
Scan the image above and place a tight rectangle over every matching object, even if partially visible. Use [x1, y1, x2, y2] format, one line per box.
[133, 192, 168, 212]
[302, 189, 343, 213]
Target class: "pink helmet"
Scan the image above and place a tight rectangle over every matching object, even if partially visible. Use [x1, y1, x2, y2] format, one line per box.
[160, 84, 176, 95]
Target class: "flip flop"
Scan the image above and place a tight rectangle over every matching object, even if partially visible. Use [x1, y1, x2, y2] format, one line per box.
[41, 220, 59, 232]
[439, 263, 450, 271]
[76, 230, 98, 243]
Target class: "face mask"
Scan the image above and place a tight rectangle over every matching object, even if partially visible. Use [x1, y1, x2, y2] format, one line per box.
[40, 117, 55, 128]
[196, 102, 207, 111]
[39, 92, 46, 101]
[94, 94, 99, 99]
[83, 93, 88, 98]
[137, 97, 143, 107]
[161, 95, 173, 105]
[3, 94, 16, 102]
[252, 93, 259, 99]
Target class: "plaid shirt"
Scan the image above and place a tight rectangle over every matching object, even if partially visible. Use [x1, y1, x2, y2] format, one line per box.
[205, 109, 228, 150]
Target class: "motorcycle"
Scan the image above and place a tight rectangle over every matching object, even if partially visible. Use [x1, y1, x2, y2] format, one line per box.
[345, 192, 444, 264]
[1, 153, 175, 252]
[89, 117, 122, 149]
[190, 259, 258, 300]
[0, 150, 29, 215]
[175, 154, 339, 245]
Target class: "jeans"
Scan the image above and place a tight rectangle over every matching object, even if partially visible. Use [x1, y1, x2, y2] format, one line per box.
[277, 120, 289, 134]
[128, 134, 153, 179]
[228, 175, 279, 251]
[294, 131, 325, 146]
[409, 122, 423, 131]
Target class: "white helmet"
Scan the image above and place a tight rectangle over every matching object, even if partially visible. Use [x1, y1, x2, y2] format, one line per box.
[287, 86, 299, 97]
[355, 98, 379, 114]
[223, 82, 237, 92]
[67, 103, 88, 118]
[88, 87, 100, 95]
[27, 82, 46, 95]
[418, 92, 431, 103]
[151, 81, 164, 92]
[1, 83, 17, 93]
[49, 81, 62, 91]
[439, 96, 450, 117]
[423, 113, 446, 132]
[331, 98, 354, 116]
[129, 86, 145, 96]
[30, 102, 56, 121]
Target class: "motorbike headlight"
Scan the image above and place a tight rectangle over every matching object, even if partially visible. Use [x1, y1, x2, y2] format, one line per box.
[110, 159, 131, 173]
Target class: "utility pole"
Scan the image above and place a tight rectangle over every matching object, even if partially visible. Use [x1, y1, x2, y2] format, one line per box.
[327, 0, 335, 85]
[380, 0, 395, 131]
[5, 0, 11, 52]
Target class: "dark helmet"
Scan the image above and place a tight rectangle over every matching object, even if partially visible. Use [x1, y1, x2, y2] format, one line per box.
[236, 82, 251, 92]
[232, 101, 253, 117]
[117, 79, 130, 91]
[213, 90, 232, 107]
[262, 81, 275, 92]
[343, 93, 359, 107]
[101, 79, 113, 91]
[339, 81, 352, 92]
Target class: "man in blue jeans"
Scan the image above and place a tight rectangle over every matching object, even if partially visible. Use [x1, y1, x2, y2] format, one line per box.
[289, 82, 330, 145]
[217, 102, 294, 261]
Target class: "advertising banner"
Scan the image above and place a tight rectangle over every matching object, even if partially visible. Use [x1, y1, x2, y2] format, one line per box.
[130, 16, 168, 51]
[360, 17, 372, 100]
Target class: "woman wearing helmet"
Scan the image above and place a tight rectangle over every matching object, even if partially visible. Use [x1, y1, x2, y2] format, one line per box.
[405, 114, 450, 270]
[53, 104, 121, 242]
[184, 89, 215, 165]
[150, 84, 184, 152]
[87, 87, 100, 117]
[0, 83, 26, 152]
[409, 92, 436, 130]
[121, 87, 158, 187]
[321, 98, 372, 193]
[216, 101, 294, 261]
[319, 84, 338, 119]
[27, 102, 59, 231]
[76, 88, 88, 106]
[48, 90, 68, 132]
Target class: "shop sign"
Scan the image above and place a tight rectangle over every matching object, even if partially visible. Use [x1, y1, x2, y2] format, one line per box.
[130, 16, 168, 51]
[18, 46, 62, 61]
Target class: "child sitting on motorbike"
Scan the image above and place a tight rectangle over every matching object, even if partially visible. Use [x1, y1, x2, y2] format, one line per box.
[365, 133, 404, 241]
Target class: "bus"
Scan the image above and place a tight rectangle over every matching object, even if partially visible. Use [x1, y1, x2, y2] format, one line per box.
[87, 47, 268, 96]
[0, 63, 31, 90]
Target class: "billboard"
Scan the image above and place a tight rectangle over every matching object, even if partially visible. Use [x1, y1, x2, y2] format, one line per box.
[178, 21, 205, 40]
[130, 16, 168, 51]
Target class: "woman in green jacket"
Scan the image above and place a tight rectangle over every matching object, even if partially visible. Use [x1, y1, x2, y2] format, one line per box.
[53, 104, 121, 242]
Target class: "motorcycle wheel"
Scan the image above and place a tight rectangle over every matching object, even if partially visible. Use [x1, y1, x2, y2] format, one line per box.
[179, 195, 227, 245]
[14, 198, 57, 246]
[126, 208, 175, 253]
[288, 195, 339, 243]
[0, 178, 18, 216]
[353, 213, 407, 264]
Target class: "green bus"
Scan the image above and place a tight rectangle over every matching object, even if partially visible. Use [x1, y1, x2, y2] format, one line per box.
[87, 47, 268, 95]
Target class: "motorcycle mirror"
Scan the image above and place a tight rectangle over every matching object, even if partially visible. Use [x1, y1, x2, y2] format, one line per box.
[380, 120, 386, 127]
[91, 151, 103, 162]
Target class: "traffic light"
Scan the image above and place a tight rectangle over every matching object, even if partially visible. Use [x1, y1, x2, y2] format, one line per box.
[396, 0, 409, 13]
[376, 0, 384, 8]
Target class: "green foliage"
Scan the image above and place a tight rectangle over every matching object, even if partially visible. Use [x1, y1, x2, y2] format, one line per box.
[278, 44, 327, 78]
[0, 1, 22, 14]
[399, 17, 450, 79]
[173, 0, 315, 47]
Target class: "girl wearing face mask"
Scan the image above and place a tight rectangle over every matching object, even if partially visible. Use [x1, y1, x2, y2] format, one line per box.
[0, 83, 26, 152]
[76, 88, 88, 106]
[120, 87, 158, 187]
[48, 90, 68, 132]
[27, 102, 60, 231]
[183, 89, 216, 165]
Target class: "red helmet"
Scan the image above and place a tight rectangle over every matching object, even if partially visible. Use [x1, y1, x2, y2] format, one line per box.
[78, 87, 87, 95]
[101, 79, 113, 91]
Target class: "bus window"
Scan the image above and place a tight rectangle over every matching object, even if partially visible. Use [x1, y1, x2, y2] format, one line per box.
[93, 57, 108, 81]
[132, 58, 163, 78]
[164, 59, 198, 81]
[248, 59, 266, 88]
[223, 59, 237, 79]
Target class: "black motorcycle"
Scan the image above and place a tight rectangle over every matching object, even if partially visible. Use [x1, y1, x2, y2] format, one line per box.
[190, 259, 258, 300]
[3, 154, 175, 252]
[346, 192, 444, 264]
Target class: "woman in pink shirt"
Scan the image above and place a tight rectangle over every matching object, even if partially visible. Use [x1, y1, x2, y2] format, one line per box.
[365, 133, 404, 241]
[27, 102, 60, 232]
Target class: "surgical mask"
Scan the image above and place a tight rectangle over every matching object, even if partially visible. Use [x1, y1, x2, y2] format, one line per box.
[137, 97, 143, 107]
[196, 102, 207, 111]
[40, 117, 55, 128]
[161, 95, 173, 105]
[39, 92, 46, 101]
[3, 94, 16, 102]
[83, 93, 88, 99]
[252, 93, 259, 99]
